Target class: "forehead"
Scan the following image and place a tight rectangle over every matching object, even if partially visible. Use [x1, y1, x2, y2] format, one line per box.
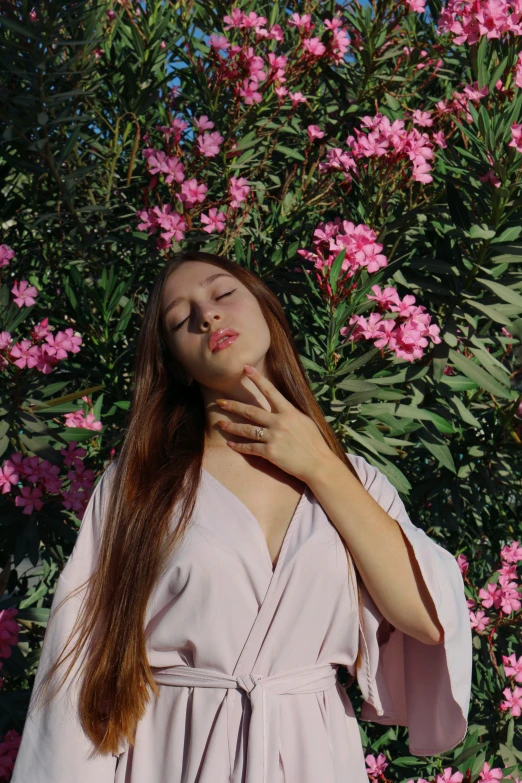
[161, 262, 236, 309]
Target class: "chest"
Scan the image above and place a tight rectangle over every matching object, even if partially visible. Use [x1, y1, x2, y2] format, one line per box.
[201, 454, 307, 570]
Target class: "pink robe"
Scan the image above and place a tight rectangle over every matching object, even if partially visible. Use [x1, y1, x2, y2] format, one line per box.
[12, 453, 472, 783]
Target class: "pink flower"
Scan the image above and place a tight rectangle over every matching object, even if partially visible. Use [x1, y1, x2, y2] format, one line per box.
[0, 331, 11, 350]
[176, 178, 208, 209]
[365, 753, 388, 776]
[302, 37, 326, 57]
[469, 609, 490, 632]
[11, 280, 38, 307]
[228, 176, 250, 208]
[502, 653, 522, 682]
[152, 205, 187, 246]
[208, 34, 230, 52]
[307, 125, 325, 141]
[200, 208, 227, 234]
[15, 485, 44, 515]
[8, 340, 41, 370]
[0, 607, 19, 656]
[238, 78, 263, 105]
[456, 553, 469, 575]
[60, 441, 87, 470]
[30, 317, 52, 341]
[287, 13, 314, 33]
[0, 463, 19, 494]
[479, 169, 501, 187]
[289, 90, 307, 107]
[478, 761, 504, 783]
[0, 728, 22, 780]
[500, 685, 522, 718]
[435, 769, 464, 783]
[0, 244, 15, 268]
[194, 115, 215, 133]
[410, 109, 433, 127]
[197, 131, 224, 158]
[223, 9, 247, 30]
[45, 328, 83, 359]
[508, 123, 522, 154]
[64, 410, 103, 431]
[406, 0, 426, 11]
[500, 540, 522, 563]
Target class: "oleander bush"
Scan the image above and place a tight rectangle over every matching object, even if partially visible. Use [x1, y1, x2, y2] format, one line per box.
[0, 0, 521, 780]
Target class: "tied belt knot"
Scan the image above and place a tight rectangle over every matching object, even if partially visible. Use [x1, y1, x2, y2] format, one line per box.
[152, 662, 339, 783]
[235, 672, 262, 694]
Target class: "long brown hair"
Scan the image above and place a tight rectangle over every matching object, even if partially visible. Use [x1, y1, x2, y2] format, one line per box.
[30, 251, 368, 757]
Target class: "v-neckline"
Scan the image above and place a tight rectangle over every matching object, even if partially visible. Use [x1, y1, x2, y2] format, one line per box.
[201, 466, 309, 574]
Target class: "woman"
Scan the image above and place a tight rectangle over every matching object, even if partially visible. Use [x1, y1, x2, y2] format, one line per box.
[12, 251, 472, 783]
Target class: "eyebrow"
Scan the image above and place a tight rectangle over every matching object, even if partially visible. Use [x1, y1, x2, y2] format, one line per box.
[162, 272, 236, 317]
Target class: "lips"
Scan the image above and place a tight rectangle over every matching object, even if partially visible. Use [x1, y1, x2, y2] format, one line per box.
[209, 328, 239, 352]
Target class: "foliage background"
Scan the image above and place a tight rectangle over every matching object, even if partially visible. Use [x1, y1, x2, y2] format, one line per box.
[0, 0, 521, 780]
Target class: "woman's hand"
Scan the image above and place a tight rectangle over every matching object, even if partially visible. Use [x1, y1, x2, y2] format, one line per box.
[214, 364, 336, 485]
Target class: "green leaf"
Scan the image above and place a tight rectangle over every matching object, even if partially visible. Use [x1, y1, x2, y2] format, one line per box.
[448, 349, 513, 398]
[357, 403, 454, 434]
[336, 378, 380, 392]
[469, 224, 496, 240]
[467, 299, 518, 328]
[300, 355, 324, 374]
[19, 434, 60, 462]
[274, 145, 305, 161]
[493, 227, 522, 243]
[419, 438, 456, 473]
[451, 395, 482, 428]
[329, 248, 346, 295]
[477, 277, 522, 309]
[16, 607, 50, 625]
[440, 374, 479, 391]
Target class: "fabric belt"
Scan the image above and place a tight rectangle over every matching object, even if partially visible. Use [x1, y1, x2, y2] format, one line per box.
[152, 662, 339, 783]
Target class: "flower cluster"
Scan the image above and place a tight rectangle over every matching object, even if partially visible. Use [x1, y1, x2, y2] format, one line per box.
[0, 245, 15, 268]
[1, 318, 82, 375]
[366, 754, 520, 783]
[460, 540, 522, 718]
[0, 245, 83, 375]
[297, 220, 441, 362]
[298, 217, 389, 278]
[0, 728, 21, 781]
[0, 608, 19, 690]
[438, 0, 522, 45]
[344, 283, 442, 362]
[0, 442, 97, 517]
[320, 112, 441, 186]
[136, 124, 252, 247]
[133, 8, 354, 249]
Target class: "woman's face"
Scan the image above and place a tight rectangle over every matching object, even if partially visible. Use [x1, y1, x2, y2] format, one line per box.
[160, 261, 272, 392]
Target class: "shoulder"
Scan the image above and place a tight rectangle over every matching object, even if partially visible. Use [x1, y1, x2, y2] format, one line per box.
[78, 460, 119, 533]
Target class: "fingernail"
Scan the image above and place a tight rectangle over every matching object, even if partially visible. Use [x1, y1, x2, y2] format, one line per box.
[216, 398, 228, 406]
[244, 364, 255, 374]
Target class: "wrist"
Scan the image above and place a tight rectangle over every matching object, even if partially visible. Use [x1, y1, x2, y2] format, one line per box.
[304, 450, 344, 492]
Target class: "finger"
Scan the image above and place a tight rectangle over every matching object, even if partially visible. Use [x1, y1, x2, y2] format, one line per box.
[220, 399, 272, 426]
[226, 441, 266, 456]
[217, 421, 264, 440]
[243, 365, 290, 414]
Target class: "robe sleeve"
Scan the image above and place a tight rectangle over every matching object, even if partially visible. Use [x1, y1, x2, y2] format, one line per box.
[11, 463, 119, 783]
[345, 453, 473, 756]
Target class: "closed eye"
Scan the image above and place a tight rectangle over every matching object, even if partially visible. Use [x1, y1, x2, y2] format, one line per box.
[170, 289, 236, 332]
